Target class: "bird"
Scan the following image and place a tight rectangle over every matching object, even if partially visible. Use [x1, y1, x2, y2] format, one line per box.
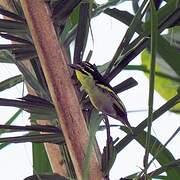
[69, 61, 132, 130]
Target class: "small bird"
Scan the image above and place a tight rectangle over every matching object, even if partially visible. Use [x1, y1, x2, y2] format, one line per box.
[69, 61, 131, 129]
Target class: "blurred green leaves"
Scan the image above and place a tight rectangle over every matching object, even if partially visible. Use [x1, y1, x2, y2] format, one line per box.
[0, 94, 57, 120]
[0, 74, 23, 92]
[122, 126, 180, 179]
[141, 47, 180, 111]
[0, 50, 14, 63]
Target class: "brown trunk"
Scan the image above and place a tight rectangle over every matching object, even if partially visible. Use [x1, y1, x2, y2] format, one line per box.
[20, 0, 103, 179]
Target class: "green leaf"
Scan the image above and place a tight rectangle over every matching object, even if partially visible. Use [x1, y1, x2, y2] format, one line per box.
[63, 0, 131, 48]
[104, 0, 148, 76]
[102, 136, 117, 176]
[0, 50, 14, 63]
[30, 113, 57, 121]
[143, 0, 180, 35]
[0, 95, 57, 120]
[1, 99, 56, 120]
[93, 0, 131, 17]
[85, 50, 93, 62]
[10, 0, 24, 17]
[113, 77, 138, 93]
[0, 133, 63, 144]
[115, 94, 180, 153]
[83, 109, 102, 180]
[126, 172, 170, 180]
[52, 0, 81, 21]
[0, 74, 23, 92]
[12, 57, 48, 98]
[61, 5, 80, 46]
[0, 19, 28, 34]
[104, 8, 143, 34]
[148, 159, 180, 179]
[107, 0, 180, 81]
[0, 109, 22, 150]
[69, 3, 80, 26]
[0, 7, 25, 22]
[157, 35, 180, 77]
[12, 46, 37, 60]
[0, 44, 32, 50]
[125, 65, 180, 83]
[153, 175, 168, 179]
[73, 2, 90, 64]
[144, 0, 158, 171]
[33, 143, 53, 174]
[121, 126, 180, 179]
[0, 142, 8, 150]
[0, 33, 32, 44]
[0, 109, 22, 135]
[141, 49, 180, 111]
[24, 174, 68, 180]
[0, 124, 59, 133]
[97, 63, 138, 93]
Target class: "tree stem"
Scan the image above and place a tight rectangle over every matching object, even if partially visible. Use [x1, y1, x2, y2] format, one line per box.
[20, 1, 103, 179]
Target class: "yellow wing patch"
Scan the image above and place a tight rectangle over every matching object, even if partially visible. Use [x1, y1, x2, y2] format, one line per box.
[96, 83, 114, 93]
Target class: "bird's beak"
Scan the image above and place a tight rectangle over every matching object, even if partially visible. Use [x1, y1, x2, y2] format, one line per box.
[68, 64, 81, 70]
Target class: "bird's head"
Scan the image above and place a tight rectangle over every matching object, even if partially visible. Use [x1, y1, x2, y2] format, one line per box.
[69, 61, 111, 90]
[69, 62, 98, 82]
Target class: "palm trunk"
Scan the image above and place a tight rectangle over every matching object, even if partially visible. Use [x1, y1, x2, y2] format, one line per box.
[20, 0, 103, 179]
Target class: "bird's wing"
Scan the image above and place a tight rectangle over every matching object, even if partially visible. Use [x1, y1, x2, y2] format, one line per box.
[96, 82, 131, 128]
[112, 103, 131, 127]
[96, 82, 126, 112]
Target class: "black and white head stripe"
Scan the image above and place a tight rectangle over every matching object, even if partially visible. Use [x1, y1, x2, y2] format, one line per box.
[80, 61, 113, 90]
[80, 62, 102, 79]
[81, 62, 95, 75]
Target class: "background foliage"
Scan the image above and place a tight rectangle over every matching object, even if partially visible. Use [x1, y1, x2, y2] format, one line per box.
[0, 0, 179, 179]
